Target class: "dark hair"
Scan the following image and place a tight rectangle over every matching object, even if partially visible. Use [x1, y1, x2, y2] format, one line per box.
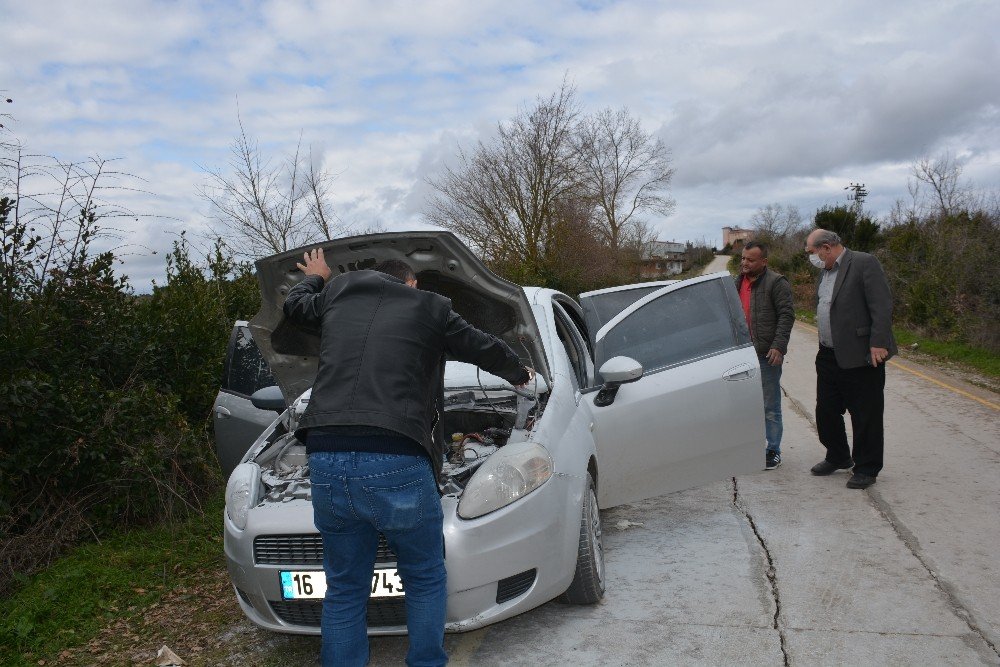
[372, 259, 416, 283]
[743, 241, 769, 258]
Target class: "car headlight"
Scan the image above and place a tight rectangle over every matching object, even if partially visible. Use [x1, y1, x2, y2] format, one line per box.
[458, 442, 553, 519]
[225, 462, 261, 531]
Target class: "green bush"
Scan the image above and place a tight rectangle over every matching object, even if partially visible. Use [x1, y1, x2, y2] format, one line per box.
[881, 210, 998, 351]
[135, 235, 260, 425]
[815, 204, 881, 252]
[0, 191, 259, 593]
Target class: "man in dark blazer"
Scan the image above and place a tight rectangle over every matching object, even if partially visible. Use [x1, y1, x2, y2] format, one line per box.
[805, 229, 897, 489]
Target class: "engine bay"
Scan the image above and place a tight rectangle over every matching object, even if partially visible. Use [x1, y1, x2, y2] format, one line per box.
[248, 387, 545, 503]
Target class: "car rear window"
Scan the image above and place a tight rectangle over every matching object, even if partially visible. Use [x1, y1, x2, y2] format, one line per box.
[224, 326, 277, 397]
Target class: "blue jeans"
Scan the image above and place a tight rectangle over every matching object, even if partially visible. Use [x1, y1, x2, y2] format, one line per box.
[759, 355, 783, 454]
[309, 451, 448, 667]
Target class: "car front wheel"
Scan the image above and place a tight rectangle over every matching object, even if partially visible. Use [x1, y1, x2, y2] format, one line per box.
[558, 473, 605, 604]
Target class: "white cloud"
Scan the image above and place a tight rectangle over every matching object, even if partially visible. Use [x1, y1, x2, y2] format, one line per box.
[3, 0, 999, 284]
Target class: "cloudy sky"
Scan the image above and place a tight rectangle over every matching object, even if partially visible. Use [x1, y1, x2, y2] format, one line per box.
[4, 0, 998, 288]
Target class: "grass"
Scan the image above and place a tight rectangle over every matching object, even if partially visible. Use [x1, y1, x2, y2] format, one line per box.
[893, 329, 999, 378]
[795, 309, 816, 325]
[0, 492, 227, 667]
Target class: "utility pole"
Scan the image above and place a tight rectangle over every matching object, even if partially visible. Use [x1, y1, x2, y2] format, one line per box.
[844, 182, 868, 214]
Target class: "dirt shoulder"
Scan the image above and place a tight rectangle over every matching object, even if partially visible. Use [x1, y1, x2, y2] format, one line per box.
[45, 564, 320, 667]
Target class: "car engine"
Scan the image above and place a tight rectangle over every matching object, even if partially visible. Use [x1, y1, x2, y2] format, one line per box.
[248, 387, 545, 503]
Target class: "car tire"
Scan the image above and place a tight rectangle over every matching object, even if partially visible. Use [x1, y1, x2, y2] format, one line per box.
[558, 473, 605, 604]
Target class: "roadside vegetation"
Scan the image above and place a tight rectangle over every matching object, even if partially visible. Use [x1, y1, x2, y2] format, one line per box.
[0, 172, 259, 592]
[891, 329, 999, 379]
[0, 493, 227, 666]
[727, 155, 998, 376]
[2, 89, 996, 665]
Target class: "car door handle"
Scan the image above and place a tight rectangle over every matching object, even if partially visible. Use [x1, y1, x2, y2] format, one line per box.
[723, 364, 753, 381]
[215, 406, 232, 419]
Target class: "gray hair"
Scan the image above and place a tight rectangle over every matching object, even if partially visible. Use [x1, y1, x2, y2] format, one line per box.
[810, 229, 842, 247]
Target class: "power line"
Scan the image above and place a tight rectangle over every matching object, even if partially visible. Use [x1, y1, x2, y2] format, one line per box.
[844, 182, 868, 210]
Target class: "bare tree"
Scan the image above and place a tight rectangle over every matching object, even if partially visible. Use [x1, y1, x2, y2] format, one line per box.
[908, 152, 971, 217]
[749, 203, 803, 239]
[2, 147, 145, 296]
[1, 94, 14, 153]
[200, 119, 344, 258]
[426, 82, 583, 279]
[575, 107, 674, 254]
[426, 82, 676, 289]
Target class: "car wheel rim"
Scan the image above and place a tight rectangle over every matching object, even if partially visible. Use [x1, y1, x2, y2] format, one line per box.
[588, 488, 604, 585]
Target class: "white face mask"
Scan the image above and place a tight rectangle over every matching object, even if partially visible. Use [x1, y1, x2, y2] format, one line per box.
[809, 253, 825, 269]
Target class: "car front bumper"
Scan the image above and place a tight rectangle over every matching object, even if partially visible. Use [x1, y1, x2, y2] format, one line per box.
[224, 470, 585, 635]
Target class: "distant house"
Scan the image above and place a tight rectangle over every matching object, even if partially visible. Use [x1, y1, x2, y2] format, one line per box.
[639, 240, 687, 278]
[722, 226, 754, 250]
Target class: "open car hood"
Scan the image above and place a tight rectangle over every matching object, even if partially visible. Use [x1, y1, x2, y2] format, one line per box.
[249, 231, 549, 403]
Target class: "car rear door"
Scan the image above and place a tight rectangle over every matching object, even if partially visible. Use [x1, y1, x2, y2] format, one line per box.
[579, 273, 763, 508]
[212, 323, 281, 479]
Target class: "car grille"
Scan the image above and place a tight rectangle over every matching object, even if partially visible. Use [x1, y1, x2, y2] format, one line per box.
[254, 534, 396, 565]
[496, 568, 537, 604]
[270, 598, 408, 628]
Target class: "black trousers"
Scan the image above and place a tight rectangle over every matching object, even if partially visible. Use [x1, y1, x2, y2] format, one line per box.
[815, 345, 886, 476]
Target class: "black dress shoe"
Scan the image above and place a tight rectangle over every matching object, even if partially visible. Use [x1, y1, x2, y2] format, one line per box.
[846, 473, 877, 489]
[810, 459, 853, 475]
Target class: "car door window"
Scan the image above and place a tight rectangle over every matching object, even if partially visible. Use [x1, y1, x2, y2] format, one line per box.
[579, 284, 671, 349]
[552, 302, 592, 389]
[223, 326, 276, 397]
[595, 279, 737, 378]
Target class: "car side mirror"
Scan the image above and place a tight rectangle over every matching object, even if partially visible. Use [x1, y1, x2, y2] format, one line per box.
[250, 385, 286, 412]
[593, 356, 643, 407]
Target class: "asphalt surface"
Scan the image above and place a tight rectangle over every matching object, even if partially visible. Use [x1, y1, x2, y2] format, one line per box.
[363, 260, 1000, 665]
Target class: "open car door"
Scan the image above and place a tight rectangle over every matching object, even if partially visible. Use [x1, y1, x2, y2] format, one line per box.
[212, 323, 281, 478]
[580, 272, 763, 508]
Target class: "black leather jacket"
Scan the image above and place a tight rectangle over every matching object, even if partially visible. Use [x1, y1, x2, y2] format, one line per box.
[283, 270, 529, 479]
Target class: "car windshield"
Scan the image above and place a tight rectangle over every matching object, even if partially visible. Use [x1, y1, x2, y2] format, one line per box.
[444, 361, 515, 390]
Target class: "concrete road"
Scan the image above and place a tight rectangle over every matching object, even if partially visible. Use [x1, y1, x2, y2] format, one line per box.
[701, 253, 734, 275]
[365, 319, 1000, 666]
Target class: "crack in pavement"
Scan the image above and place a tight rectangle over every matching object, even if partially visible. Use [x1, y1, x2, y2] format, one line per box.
[781, 385, 1000, 660]
[866, 488, 1000, 659]
[781, 384, 813, 427]
[732, 477, 790, 667]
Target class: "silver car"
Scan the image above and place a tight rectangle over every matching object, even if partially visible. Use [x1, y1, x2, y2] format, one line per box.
[220, 231, 763, 635]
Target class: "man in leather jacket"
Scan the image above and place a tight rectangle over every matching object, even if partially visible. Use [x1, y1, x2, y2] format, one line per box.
[284, 249, 531, 667]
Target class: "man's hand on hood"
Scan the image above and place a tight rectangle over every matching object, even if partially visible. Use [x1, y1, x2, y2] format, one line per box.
[297, 248, 332, 283]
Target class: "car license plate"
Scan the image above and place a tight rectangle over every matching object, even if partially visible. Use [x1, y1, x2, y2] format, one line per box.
[280, 569, 405, 599]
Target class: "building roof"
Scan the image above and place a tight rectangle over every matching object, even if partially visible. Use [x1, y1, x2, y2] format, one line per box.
[643, 240, 686, 259]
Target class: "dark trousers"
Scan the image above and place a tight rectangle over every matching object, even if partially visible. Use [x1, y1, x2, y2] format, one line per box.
[815, 345, 886, 476]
